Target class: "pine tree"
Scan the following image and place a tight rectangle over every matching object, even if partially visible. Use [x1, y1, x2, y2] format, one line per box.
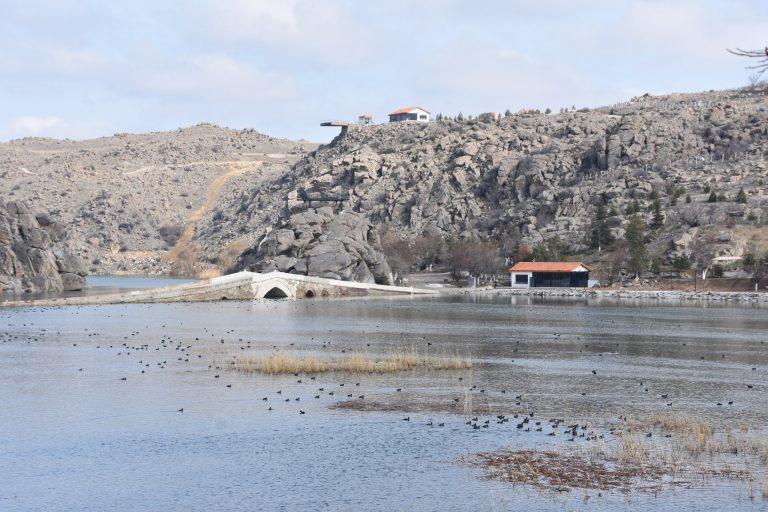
[736, 188, 747, 204]
[626, 214, 648, 277]
[650, 199, 665, 230]
[626, 200, 641, 215]
[589, 203, 613, 250]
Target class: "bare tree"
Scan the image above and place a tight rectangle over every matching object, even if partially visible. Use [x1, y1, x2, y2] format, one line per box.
[728, 46, 768, 80]
[446, 240, 506, 284]
[378, 224, 416, 284]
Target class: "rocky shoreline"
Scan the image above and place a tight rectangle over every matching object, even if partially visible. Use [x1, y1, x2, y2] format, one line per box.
[456, 286, 767, 304]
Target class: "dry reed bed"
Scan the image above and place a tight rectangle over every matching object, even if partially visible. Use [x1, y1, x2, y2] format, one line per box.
[230, 349, 472, 374]
[464, 449, 664, 493]
[618, 413, 768, 464]
[466, 414, 768, 497]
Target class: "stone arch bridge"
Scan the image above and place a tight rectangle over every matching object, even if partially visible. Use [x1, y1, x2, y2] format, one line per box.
[0, 271, 437, 307]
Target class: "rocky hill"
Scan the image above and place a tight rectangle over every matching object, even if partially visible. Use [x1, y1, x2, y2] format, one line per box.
[0, 200, 86, 294]
[202, 86, 768, 281]
[0, 124, 316, 276]
[2, 87, 766, 284]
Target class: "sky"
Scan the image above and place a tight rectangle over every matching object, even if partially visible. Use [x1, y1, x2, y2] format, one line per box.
[1, 0, 767, 143]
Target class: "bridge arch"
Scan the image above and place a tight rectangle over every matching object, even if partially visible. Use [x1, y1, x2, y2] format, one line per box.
[255, 279, 295, 299]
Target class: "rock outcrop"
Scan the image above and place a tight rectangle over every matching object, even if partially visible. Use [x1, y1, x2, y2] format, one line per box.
[0, 201, 87, 294]
[237, 207, 392, 283]
[201, 85, 767, 272]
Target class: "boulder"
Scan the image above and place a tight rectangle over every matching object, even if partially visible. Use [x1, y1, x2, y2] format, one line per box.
[237, 208, 393, 284]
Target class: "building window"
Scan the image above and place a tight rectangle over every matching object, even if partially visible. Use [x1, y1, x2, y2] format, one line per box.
[419, 114, 427, 120]
[515, 274, 528, 284]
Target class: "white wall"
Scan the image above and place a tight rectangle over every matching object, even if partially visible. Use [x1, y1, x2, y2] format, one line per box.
[510, 272, 532, 288]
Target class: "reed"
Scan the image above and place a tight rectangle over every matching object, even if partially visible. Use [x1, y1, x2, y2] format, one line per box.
[232, 348, 472, 374]
[616, 436, 650, 466]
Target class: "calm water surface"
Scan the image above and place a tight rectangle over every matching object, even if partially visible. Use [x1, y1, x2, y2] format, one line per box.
[1, 288, 767, 511]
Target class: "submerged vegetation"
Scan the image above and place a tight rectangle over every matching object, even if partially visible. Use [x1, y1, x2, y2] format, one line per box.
[231, 348, 473, 374]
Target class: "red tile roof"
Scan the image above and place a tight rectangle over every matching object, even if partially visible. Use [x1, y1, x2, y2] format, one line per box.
[389, 106, 430, 116]
[509, 262, 592, 272]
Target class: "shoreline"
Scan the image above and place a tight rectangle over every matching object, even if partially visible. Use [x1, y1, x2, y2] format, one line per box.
[445, 286, 768, 304]
[3, 277, 766, 308]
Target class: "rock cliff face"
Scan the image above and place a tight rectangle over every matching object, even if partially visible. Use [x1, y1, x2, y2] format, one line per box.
[200, 85, 767, 274]
[0, 201, 87, 294]
[237, 207, 392, 283]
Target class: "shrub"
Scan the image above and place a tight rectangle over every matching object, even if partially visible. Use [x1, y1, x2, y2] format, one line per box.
[672, 254, 692, 270]
[159, 224, 184, 247]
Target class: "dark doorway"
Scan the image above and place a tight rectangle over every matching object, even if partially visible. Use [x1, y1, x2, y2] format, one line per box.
[264, 287, 289, 299]
[305, 290, 315, 298]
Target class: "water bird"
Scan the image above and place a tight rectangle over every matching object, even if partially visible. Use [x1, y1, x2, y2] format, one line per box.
[177, 408, 184, 413]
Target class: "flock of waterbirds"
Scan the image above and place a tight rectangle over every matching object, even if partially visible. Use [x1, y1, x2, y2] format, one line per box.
[0, 299, 760, 445]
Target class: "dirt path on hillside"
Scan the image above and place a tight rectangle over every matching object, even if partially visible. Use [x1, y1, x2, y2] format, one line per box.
[165, 162, 261, 262]
[123, 155, 288, 176]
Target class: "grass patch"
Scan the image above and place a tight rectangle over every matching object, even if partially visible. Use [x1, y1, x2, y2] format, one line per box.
[231, 348, 472, 374]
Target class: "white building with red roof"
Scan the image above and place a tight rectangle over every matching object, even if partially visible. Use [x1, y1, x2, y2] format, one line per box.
[508, 262, 592, 288]
[388, 106, 430, 123]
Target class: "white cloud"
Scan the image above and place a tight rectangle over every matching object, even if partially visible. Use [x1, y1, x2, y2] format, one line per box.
[129, 52, 300, 104]
[0, 116, 62, 139]
[0, 116, 116, 142]
[200, 0, 384, 65]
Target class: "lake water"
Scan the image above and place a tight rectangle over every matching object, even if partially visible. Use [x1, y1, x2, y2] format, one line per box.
[1, 289, 767, 511]
[1, 275, 195, 301]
